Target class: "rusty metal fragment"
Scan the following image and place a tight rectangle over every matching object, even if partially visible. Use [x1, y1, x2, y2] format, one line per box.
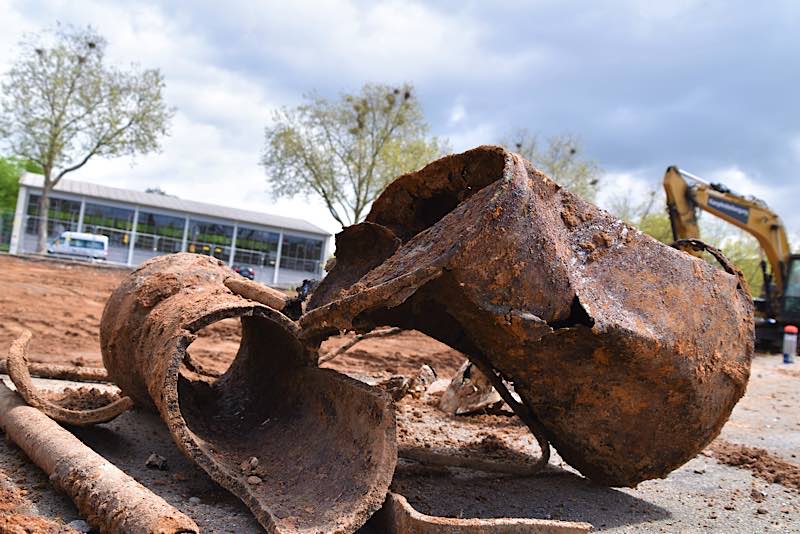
[224, 276, 290, 312]
[0, 375, 199, 534]
[438, 360, 503, 416]
[302, 145, 754, 487]
[372, 492, 592, 533]
[100, 253, 396, 533]
[0, 360, 110, 383]
[6, 329, 132, 426]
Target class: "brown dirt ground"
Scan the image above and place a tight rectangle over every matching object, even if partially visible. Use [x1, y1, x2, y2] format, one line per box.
[0, 256, 127, 366]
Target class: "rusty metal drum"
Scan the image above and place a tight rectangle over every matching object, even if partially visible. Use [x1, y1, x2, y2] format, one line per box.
[302, 145, 754, 487]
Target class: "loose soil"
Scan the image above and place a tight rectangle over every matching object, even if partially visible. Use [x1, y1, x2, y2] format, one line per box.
[709, 440, 800, 492]
[0, 254, 799, 533]
[0, 471, 76, 533]
[45, 386, 123, 411]
[0, 256, 127, 366]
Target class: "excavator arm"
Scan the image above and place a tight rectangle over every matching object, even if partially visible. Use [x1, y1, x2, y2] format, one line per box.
[663, 165, 790, 296]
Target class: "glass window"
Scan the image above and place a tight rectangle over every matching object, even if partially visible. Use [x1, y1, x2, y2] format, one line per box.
[187, 219, 233, 260]
[279, 235, 323, 273]
[82, 203, 134, 231]
[68, 238, 105, 250]
[25, 194, 81, 237]
[784, 259, 800, 317]
[135, 211, 185, 254]
[81, 203, 134, 249]
[785, 260, 800, 298]
[234, 226, 279, 268]
[26, 194, 81, 219]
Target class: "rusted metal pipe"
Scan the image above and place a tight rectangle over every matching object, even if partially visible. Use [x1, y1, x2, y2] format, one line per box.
[302, 145, 754, 487]
[100, 253, 397, 533]
[0, 360, 110, 383]
[0, 374, 199, 534]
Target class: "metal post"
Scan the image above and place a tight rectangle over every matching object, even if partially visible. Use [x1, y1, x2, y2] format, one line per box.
[229, 224, 238, 267]
[77, 198, 86, 232]
[272, 231, 284, 286]
[9, 186, 27, 254]
[181, 218, 190, 252]
[127, 207, 139, 266]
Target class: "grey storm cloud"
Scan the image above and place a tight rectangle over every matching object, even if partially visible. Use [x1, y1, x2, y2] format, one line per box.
[10, 0, 800, 236]
[170, 2, 798, 176]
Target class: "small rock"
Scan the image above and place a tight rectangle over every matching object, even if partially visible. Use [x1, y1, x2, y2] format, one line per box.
[750, 488, 766, 502]
[439, 360, 503, 415]
[188, 496, 201, 505]
[247, 475, 262, 485]
[248, 456, 259, 469]
[67, 519, 92, 533]
[145, 453, 168, 471]
[378, 375, 411, 401]
[693, 466, 706, 474]
[408, 364, 437, 396]
[724, 505, 735, 511]
[757, 507, 768, 515]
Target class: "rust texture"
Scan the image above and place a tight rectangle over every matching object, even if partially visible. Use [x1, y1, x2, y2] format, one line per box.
[99, 253, 396, 533]
[372, 492, 592, 533]
[301, 145, 754, 487]
[224, 276, 289, 312]
[0, 376, 199, 534]
[6, 329, 132, 426]
[0, 360, 110, 383]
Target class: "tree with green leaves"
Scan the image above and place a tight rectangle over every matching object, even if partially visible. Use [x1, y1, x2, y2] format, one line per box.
[0, 157, 25, 212]
[500, 129, 602, 202]
[0, 157, 40, 251]
[261, 83, 445, 226]
[0, 24, 174, 253]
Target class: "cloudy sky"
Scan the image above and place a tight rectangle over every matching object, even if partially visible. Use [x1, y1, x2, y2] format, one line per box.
[1, 0, 798, 239]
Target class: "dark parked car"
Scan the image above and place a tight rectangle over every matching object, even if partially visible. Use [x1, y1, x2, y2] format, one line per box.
[232, 265, 256, 280]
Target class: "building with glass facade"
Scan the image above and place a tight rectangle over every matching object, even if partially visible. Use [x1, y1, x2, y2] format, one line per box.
[9, 173, 331, 287]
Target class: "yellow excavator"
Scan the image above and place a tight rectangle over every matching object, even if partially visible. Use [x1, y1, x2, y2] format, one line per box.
[663, 166, 800, 349]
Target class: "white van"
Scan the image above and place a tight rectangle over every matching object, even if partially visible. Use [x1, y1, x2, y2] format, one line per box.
[47, 231, 109, 260]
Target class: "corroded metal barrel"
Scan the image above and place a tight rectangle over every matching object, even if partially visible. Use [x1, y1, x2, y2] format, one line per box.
[302, 145, 754, 487]
[100, 253, 396, 533]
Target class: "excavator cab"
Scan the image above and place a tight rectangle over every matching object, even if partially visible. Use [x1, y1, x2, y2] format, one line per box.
[782, 256, 800, 320]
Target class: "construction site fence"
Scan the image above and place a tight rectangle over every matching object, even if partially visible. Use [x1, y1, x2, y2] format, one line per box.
[0, 209, 13, 252]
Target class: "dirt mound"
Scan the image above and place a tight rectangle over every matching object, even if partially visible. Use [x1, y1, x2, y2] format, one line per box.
[709, 439, 800, 491]
[46, 386, 123, 411]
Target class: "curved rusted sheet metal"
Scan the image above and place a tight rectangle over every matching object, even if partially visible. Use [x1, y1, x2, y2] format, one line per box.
[302, 145, 754, 487]
[372, 492, 592, 533]
[6, 329, 132, 426]
[100, 253, 396, 533]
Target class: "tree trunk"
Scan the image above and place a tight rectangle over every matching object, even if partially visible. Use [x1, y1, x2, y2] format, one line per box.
[36, 182, 50, 254]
